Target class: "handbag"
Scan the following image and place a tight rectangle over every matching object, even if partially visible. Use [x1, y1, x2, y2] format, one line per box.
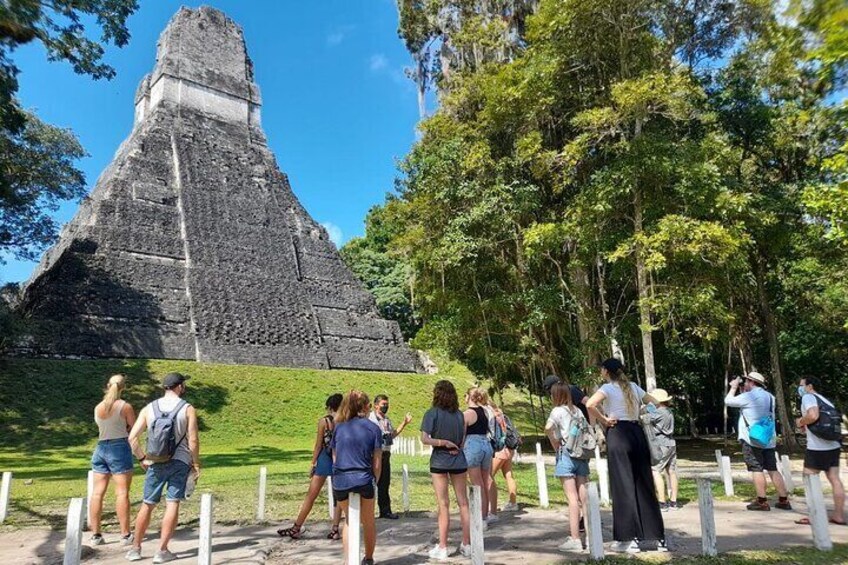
[742, 396, 776, 448]
[640, 413, 664, 466]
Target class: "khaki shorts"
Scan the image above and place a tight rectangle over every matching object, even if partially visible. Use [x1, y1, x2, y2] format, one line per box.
[652, 444, 677, 473]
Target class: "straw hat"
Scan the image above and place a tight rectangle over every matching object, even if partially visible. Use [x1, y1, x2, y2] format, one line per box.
[745, 371, 767, 386]
[651, 389, 672, 403]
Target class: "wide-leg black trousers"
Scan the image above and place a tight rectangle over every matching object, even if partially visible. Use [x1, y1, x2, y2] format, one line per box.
[606, 421, 665, 541]
[377, 451, 392, 515]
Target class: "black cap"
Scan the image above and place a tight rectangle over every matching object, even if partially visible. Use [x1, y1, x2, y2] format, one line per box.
[543, 374, 561, 393]
[162, 372, 189, 388]
[600, 358, 624, 373]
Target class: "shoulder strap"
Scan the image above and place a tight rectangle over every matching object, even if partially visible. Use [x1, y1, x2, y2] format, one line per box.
[171, 400, 189, 448]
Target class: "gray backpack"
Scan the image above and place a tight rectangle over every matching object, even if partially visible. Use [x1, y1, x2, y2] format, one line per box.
[146, 400, 187, 463]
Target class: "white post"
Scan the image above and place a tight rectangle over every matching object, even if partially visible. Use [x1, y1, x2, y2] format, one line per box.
[402, 464, 410, 513]
[327, 476, 335, 519]
[535, 442, 549, 508]
[0, 472, 11, 524]
[63, 497, 85, 565]
[803, 473, 833, 551]
[198, 493, 213, 565]
[715, 449, 724, 481]
[468, 485, 485, 565]
[721, 456, 734, 497]
[597, 459, 610, 506]
[781, 455, 795, 492]
[585, 482, 604, 560]
[85, 470, 94, 529]
[347, 493, 362, 565]
[257, 467, 267, 521]
[418, 438, 425, 456]
[696, 478, 717, 557]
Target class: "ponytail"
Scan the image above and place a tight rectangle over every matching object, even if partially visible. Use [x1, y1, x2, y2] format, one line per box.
[102, 374, 126, 413]
[336, 390, 370, 423]
[611, 369, 638, 418]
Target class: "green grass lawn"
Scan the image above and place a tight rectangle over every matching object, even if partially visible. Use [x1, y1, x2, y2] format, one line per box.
[0, 357, 805, 535]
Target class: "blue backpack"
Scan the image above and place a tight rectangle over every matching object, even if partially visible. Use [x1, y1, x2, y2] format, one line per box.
[743, 396, 775, 448]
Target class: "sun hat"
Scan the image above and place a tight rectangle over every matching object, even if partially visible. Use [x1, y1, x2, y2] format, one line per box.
[651, 389, 672, 403]
[744, 371, 766, 386]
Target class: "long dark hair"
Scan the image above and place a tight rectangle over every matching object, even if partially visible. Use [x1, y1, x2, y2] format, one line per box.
[432, 380, 459, 412]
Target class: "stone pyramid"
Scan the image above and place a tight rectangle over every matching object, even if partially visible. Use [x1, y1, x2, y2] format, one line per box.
[19, 7, 420, 372]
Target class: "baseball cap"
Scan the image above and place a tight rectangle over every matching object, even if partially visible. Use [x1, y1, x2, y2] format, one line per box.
[162, 372, 190, 388]
[542, 374, 561, 393]
[600, 358, 624, 373]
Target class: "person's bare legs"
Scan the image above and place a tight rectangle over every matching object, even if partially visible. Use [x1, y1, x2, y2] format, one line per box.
[467, 467, 488, 520]
[130, 502, 156, 552]
[768, 469, 788, 497]
[338, 500, 350, 562]
[561, 477, 580, 539]
[451, 472, 471, 546]
[333, 504, 342, 529]
[112, 472, 133, 536]
[502, 459, 518, 505]
[826, 466, 845, 522]
[482, 464, 494, 519]
[158, 500, 180, 551]
[430, 473, 451, 548]
[361, 496, 376, 559]
[89, 472, 110, 535]
[294, 475, 328, 526]
[490, 457, 504, 514]
[653, 470, 666, 504]
[752, 471, 767, 498]
[668, 468, 679, 503]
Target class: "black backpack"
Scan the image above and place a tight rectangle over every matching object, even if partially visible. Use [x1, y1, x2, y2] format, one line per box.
[807, 394, 843, 443]
[146, 399, 188, 462]
[504, 415, 521, 449]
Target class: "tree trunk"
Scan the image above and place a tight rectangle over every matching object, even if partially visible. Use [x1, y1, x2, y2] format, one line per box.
[633, 186, 657, 391]
[568, 259, 601, 368]
[415, 52, 427, 120]
[755, 253, 798, 451]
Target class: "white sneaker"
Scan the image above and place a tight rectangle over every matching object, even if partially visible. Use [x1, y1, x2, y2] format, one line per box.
[481, 520, 488, 531]
[153, 550, 178, 564]
[610, 540, 641, 553]
[502, 502, 519, 512]
[657, 538, 670, 553]
[124, 548, 142, 562]
[486, 513, 499, 523]
[459, 543, 473, 557]
[428, 545, 448, 561]
[557, 536, 583, 552]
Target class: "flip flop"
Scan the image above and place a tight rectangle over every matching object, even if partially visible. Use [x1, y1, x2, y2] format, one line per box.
[829, 518, 847, 526]
[794, 517, 811, 525]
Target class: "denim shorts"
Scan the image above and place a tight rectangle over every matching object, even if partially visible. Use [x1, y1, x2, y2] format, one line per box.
[91, 438, 134, 475]
[314, 449, 333, 477]
[142, 460, 191, 504]
[554, 449, 590, 478]
[463, 435, 493, 471]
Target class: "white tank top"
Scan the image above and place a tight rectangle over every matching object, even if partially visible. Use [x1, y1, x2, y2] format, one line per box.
[147, 396, 192, 466]
[94, 400, 129, 440]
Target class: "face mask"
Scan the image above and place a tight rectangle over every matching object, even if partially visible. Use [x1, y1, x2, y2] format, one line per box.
[380, 405, 389, 415]
[797, 385, 807, 398]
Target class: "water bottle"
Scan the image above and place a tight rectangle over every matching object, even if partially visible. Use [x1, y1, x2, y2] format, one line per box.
[565, 422, 579, 452]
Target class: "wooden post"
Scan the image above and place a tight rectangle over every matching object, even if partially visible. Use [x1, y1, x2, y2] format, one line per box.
[85, 470, 94, 530]
[714, 449, 724, 481]
[63, 498, 85, 565]
[597, 459, 610, 506]
[803, 473, 833, 551]
[257, 467, 267, 521]
[585, 482, 604, 560]
[721, 456, 734, 496]
[402, 464, 410, 513]
[0, 472, 11, 524]
[468, 485, 485, 565]
[696, 478, 717, 556]
[347, 493, 361, 565]
[327, 476, 335, 520]
[781, 455, 795, 492]
[535, 442, 549, 508]
[198, 493, 213, 565]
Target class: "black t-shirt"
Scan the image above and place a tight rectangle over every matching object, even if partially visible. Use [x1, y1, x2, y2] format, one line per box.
[570, 385, 590, 421]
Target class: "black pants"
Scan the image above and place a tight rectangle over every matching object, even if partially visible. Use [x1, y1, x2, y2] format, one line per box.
[607, 421, 665, 542]
[377, 451, 392, 515]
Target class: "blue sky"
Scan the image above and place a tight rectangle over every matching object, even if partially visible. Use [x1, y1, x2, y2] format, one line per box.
[1, 0, 423, 284]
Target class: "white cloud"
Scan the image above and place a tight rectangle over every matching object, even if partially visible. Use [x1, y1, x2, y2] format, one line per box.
[321, 222, 344, 248]
[369, 54, 388, 72]
[326, 25, 355, 47]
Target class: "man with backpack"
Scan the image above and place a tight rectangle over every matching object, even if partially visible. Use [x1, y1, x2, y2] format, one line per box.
[795, 376, 845, 525]
[126, 373, 200, 563]
[725, 371, 791, 511]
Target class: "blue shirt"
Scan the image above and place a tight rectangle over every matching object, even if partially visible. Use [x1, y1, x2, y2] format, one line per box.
[330, 416, 382, 490]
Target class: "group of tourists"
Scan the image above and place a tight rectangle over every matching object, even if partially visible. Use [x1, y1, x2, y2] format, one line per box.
[86, 361, 844, 564]
[87, 372, 200, 564]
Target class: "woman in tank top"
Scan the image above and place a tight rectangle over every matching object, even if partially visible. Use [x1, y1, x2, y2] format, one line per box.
[89, 374, 136, 546]
[277, 393, 343, 540]
[463, 387, 495, 524]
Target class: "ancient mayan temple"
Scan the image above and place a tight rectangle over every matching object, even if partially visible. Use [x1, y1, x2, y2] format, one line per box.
[19, 7, 420, 372]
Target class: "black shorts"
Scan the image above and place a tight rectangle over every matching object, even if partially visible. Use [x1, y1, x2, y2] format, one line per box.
[430, 467, 467, 475]
[741, 440, 777, 472]
[804, 448, 842, 472]
[334, 482, 375, 502]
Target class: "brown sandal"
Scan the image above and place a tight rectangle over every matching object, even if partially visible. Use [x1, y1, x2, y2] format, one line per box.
[277, 524, 303, 539]
[327, 525, 340, 540]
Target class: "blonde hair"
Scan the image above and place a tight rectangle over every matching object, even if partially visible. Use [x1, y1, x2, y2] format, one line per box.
[466, 386, 489, 406]
[608, 368, 638, 418]
[103, 374, 126, 413]
[336, 390, 370, 423]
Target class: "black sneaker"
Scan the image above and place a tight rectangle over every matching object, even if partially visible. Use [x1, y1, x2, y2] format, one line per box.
[657, 538, 670, 553]
[361, 559, 375, 565]
[578, 516, 585, 533]
[379, 511, 399, 520]
[775, 498, 792, 510]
